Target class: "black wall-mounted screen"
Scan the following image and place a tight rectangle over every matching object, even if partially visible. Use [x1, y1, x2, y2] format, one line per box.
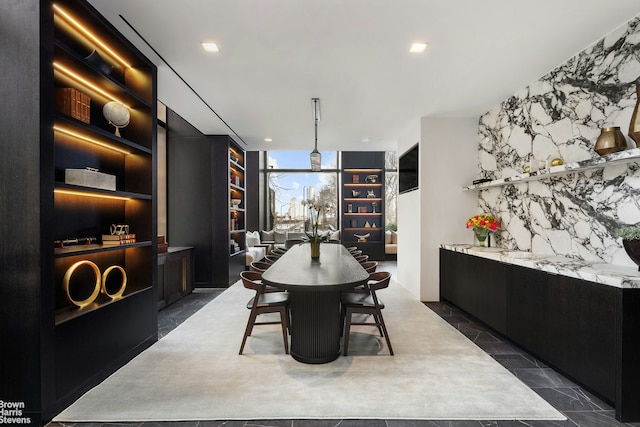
[399, 143, 419, 194]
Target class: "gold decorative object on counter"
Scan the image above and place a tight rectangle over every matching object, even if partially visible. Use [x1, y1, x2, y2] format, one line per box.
[550, 158, 563, 167]
[629, 84, 640, 147]
[594, 126, 627, 156]
[524, 165, 531, 173]
[101, 265, 127, 299]
[63, 260, 101, 308]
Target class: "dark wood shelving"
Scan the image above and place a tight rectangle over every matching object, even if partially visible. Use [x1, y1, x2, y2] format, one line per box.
[55, 113, 153, 154]
[55, 182, 153, 199]
[55, 241, 152, 258]
[1, 0, 158, 422]
[341, 152, 386, 260]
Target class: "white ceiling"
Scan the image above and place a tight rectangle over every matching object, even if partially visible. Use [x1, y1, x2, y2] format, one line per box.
[88, 0, 640, 152]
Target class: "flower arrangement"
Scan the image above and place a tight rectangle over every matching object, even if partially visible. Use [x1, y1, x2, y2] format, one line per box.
[466, 214, 501, 231]
[305, 201, 329, 243]
[617, 225, 640, 240]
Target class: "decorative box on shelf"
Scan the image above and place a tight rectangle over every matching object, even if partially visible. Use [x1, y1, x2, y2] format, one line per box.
[65, 167, 116, 191]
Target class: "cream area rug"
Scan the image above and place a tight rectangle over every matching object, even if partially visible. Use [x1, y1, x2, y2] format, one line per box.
[54, 280, 565, 422]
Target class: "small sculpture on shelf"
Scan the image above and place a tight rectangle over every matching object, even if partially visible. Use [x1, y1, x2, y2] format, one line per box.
[354, 233, 370, 242]
[366, 190, 375, 198]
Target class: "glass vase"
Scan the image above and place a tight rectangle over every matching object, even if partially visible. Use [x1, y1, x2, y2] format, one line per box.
[310, 241, 321, 259]
[473, 228, 489, 247]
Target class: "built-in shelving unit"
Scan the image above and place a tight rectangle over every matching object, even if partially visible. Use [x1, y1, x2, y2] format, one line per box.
[228, 141, 247, 282]
[1, 1, 157, 422]
[341, 152, 385, 260]
[464, 147, 640, 190]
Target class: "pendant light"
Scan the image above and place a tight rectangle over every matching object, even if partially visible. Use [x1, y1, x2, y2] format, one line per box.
[310, 98, 321, 171]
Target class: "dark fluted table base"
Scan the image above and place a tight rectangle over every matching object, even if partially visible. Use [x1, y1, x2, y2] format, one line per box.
[289, 290, 342, 364]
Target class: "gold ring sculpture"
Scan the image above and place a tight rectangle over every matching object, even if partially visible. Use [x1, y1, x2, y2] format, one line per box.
[101, 265, 127, 299]
[62, 260, 101, 307]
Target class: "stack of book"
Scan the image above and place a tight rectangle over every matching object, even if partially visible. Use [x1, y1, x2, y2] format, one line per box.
[102, 234, 136, 246]
[55, 88, 90, 123]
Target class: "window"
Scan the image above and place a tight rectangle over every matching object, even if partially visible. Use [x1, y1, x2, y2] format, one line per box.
[266, 151, 338, 232]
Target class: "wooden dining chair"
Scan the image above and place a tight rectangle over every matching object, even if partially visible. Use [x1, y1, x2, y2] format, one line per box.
[360, 261, 378, 273]
[250, 261, 272, 273]
[345, 246, 358, 253]
[350, 250, 363, 257]
[271, 248, 288, 256]
[354, 254, 369, 263]
[264, 254, 281, 264]
[341, 271, 393, 356]
[239, 271, 290, 355]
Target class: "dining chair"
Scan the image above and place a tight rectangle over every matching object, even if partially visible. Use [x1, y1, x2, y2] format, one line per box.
[250, 261, 272, 273]
[350, 250, 363, 257]
[264, 254, 281, 264]
[239, 271, 290, 355]
[345, 246, 358, 253]
[271, 247, 288, 256]
[341, 271, 393, 356]
[360, 261, 378, 273]
[354, 254, 369, 263]
[285, 239, 305, 249]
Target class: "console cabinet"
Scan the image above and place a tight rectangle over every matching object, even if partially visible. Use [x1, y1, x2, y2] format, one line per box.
[1, 0, 157, 423]
[157, 247, 194, 310]
[440, 248, 640, 422]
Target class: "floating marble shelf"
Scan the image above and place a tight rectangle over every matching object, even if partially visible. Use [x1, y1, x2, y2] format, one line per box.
[463, 147, 640, 191]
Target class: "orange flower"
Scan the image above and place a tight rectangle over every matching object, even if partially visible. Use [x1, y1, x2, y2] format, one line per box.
[466, 214, 500, 231]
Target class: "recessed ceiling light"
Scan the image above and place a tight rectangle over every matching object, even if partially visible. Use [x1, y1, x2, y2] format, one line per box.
[409, 42, 428, 53]
[264, 138, 272, 142]
[201, 42, 219, 52]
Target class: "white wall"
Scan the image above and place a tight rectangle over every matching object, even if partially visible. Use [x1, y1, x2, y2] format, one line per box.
[397, 117, 478, 301]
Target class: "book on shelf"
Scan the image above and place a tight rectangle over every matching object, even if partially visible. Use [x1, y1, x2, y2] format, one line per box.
[102, 234, 136, 245]
[55, 88, 90, 123]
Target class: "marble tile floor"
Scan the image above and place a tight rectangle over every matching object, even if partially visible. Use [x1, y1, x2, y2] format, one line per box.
[49, 260, 640, 427]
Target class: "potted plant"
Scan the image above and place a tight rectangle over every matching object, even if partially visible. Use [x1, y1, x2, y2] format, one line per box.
[617, 225, 640, 270]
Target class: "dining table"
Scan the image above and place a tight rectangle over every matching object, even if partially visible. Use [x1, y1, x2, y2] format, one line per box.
[261, 242, 369, 363]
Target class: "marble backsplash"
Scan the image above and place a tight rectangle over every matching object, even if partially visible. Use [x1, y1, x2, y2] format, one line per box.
[477, 15, 640, 266]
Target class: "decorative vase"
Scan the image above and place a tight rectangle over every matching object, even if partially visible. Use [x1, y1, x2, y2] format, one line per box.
[622, 239, 640, 271]
[473, 228, 490, 247]
[594, 126, 627, 156]
[629, 85, 640, 147]
[310, 241, 320, 259]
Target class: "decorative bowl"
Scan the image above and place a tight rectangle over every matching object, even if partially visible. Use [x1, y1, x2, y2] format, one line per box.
[231, 198, 242, 207]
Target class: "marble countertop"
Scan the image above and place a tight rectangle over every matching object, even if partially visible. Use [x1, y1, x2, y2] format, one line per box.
[441, 244, 640, 289]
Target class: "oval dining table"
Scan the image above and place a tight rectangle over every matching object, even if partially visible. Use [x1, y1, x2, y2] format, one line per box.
[261, 242, 369, 363]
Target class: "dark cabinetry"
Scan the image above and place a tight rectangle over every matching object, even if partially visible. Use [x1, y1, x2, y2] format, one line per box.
[1, 0, 157, 422]
[440, 249, 640, 422]
[167, 115, 245, 287]
[440, 250, 506, 335]
[158, 247, 194, 309]
[341, 152, 385, 260]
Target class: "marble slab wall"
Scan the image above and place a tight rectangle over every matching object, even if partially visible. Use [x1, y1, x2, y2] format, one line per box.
[477, 16, 640, 266]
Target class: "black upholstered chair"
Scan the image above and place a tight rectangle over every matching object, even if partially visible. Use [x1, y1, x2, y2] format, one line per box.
[341, 271, 393, 356]
[239, 270, 290, 355]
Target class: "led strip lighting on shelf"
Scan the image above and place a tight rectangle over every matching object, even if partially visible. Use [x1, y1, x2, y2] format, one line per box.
[54, 125, 131, 155]
[53, 3, 132, 69]
[54, 188, 131, 201]
[53, 62, 130, 108]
